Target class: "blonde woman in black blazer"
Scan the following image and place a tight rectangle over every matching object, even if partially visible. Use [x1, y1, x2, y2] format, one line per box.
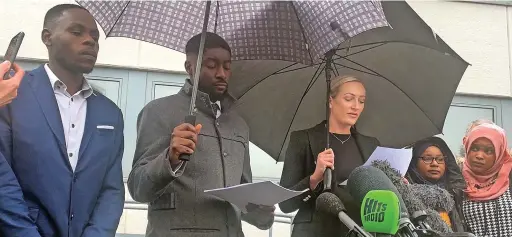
[279, 76, 379, 237]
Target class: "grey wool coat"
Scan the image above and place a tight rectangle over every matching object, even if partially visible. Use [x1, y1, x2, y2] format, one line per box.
[127, 80, 274, 237]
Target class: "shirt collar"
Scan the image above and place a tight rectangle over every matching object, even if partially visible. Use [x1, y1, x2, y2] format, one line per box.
[213, 101, 221, 111]
[44, 64, 95, 98]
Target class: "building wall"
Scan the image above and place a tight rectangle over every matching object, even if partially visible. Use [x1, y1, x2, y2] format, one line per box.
[408, 1, 512, 97]
[2, 0, 512, 97]
[2, 1, 512, 237]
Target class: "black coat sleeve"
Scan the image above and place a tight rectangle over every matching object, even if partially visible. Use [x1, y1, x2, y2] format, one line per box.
[279, 130, 322, 213]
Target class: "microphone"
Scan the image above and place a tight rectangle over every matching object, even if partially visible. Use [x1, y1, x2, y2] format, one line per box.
[409, 184, 455, 232]
[316, 192, 373, 237]
[370, 160, 453, 234]
[369, 161, 479, 237]
[361, 190, 401, 235]
[347, 166, 419, 237]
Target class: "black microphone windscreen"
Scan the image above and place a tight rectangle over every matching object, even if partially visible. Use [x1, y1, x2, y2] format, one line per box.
[371, 161, 453, 233]
[346, 166, 409, 219]
[316, 192, 345, 216]
[409, 184, 455, 212]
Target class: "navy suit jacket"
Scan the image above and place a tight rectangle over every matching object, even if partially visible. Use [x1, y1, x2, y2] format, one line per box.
[0, 65, 125, 237]
[0, 151, 40, 237]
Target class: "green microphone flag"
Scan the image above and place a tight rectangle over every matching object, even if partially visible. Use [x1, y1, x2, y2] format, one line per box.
[361, 190, 401, 235]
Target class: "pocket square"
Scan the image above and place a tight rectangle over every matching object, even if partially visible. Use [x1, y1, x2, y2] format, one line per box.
[97, 125, 114, 130]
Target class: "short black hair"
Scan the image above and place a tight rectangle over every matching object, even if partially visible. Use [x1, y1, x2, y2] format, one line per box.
[185, 32, 231, 56]
[43, 4, 89, 28]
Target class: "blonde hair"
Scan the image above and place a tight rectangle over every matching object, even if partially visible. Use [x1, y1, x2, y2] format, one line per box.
[330, 75, 363, 98]
[465, 119, 494, 136]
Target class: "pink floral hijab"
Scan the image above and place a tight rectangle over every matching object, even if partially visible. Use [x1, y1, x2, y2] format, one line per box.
[462, 123, 512, 201]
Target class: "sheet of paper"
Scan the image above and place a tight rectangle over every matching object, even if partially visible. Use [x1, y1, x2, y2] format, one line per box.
[204, 181, 306, 213]
[339, 146, 413, 186]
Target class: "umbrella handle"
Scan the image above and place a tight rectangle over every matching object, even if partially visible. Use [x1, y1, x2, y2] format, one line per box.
[178, 115, 197, 162]
[324, 168, 333, 191]
[323, 48, 336, 192]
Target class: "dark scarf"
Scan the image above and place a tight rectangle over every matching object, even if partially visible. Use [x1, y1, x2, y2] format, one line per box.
[408, 140, 448, 188]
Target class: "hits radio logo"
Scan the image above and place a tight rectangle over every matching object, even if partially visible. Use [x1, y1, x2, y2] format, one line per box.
[363, 198, 387, 222]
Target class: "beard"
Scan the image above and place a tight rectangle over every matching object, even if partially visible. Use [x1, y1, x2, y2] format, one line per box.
[198, 83, 227, 102]
[208, 89, 226, 102]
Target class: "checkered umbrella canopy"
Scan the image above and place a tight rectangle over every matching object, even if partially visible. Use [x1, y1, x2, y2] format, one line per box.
[228, 1, 469, 161]
[76, 0, 389, 64]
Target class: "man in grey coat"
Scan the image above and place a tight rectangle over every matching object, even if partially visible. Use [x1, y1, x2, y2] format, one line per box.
[127, 32, 275, 237]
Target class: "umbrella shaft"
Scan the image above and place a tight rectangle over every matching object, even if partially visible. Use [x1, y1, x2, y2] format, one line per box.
[324, 49, 336, 191]
[180, 1, 212, 163]
[188, 1, 213, 116]
[324, 49, 336, 149]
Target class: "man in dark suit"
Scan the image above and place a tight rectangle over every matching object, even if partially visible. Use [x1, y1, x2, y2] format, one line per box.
[0, 4, 124, 237]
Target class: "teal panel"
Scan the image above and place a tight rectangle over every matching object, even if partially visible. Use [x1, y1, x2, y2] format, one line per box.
[122, 70, 148, 177]
[442, 104, 495, 157]
[145, 71, 187, 103]
[500, 99, 512, 146]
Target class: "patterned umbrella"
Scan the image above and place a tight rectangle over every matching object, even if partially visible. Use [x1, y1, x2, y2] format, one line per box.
[77, 0, 390, 167]
[76, 1, 389, 65]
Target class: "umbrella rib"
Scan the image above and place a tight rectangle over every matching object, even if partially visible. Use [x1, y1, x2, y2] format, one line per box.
[236, 62, 298, 99]
[277, 62, 327, 160]
[338, 41, 386, 52]
[290, 2, 314, 65]
[340, 56, 443, 132]
[274, 54, 340, 75]
[333, 61, 340, 76]
[274, 43, 385, 75]
[332, 62, 381, 78]
[107, 1, 131, 37]
[340, 43, 387, 58]
[274, 63, 321, 75]
[305, 60, 327, 92]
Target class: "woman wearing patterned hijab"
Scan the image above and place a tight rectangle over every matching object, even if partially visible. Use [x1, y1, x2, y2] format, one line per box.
[406, 136, 467, 232]
[462, 123, 512, 236]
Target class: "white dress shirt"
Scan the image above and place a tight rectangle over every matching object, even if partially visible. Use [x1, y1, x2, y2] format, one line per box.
[44, 64, 94, 172]
[213, 101, 221, 119]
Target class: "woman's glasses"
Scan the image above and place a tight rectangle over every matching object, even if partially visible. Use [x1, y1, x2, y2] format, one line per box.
[419, 156, 446, 164]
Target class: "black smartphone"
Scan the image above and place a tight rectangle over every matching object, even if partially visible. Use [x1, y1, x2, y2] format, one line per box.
[2, 32, 25, 80]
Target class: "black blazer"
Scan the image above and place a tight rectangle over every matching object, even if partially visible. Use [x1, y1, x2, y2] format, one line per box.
[279, 121, 380, 237]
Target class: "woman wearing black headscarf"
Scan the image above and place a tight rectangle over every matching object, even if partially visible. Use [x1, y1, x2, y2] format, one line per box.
[406, 136, 468, 232]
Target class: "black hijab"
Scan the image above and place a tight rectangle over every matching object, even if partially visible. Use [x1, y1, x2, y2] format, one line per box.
[407, 137, 465, 190]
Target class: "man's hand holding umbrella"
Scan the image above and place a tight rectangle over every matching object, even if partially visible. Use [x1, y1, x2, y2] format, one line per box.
[169, 123, 203, 168]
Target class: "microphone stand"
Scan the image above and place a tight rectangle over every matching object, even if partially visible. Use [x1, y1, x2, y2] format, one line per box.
[323, 48, 335, 192]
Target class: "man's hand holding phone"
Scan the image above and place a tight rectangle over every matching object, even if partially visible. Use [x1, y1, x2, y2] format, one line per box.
[0, 61, 24, 107]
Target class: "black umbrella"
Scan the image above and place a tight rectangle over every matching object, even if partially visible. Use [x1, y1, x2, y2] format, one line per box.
[228, 1, 469, 165]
